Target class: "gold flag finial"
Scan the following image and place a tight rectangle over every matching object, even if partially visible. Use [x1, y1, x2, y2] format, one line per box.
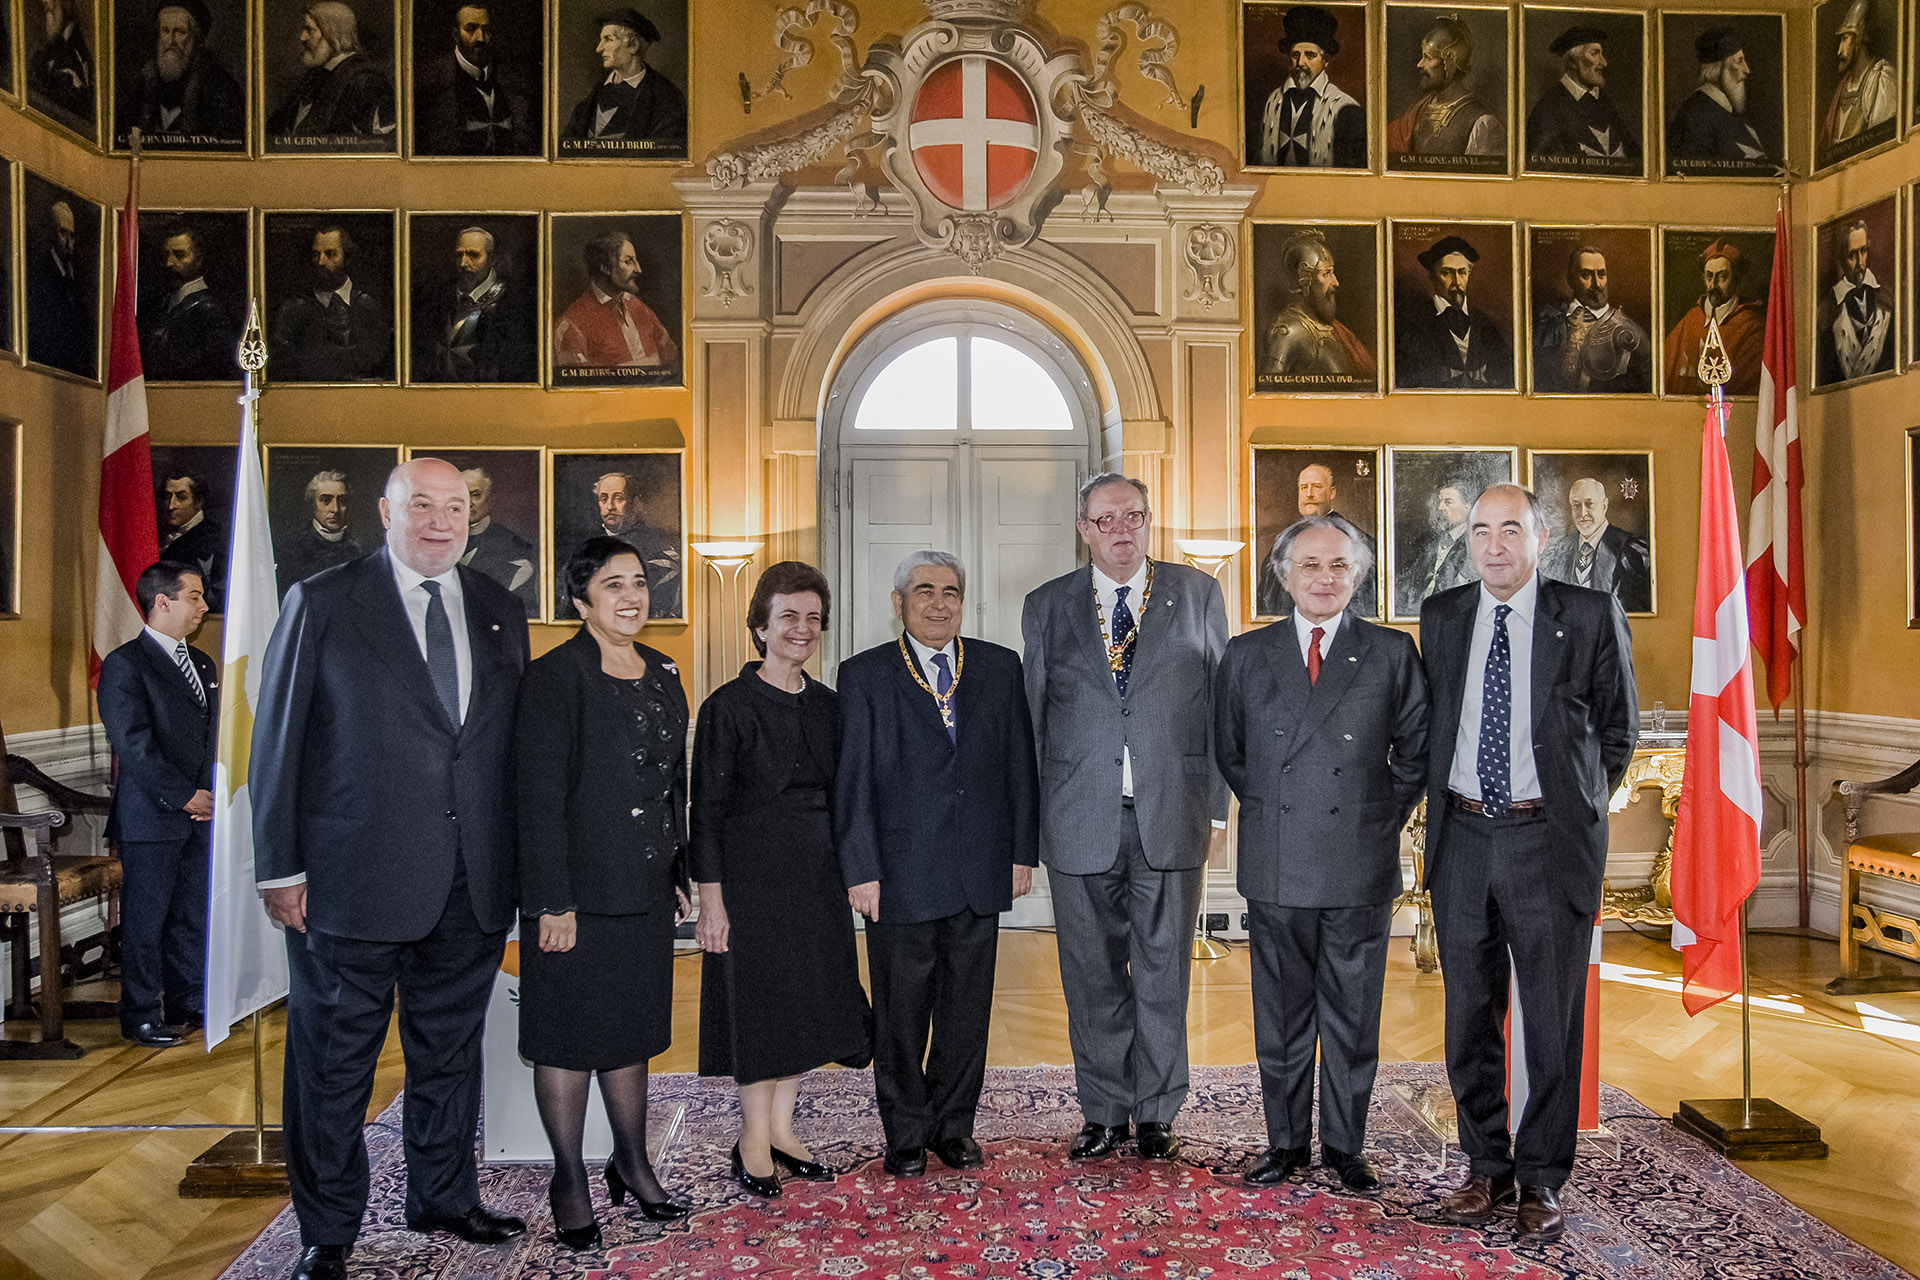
[1697, 311, 1733, 391]
[237, 300, 267, 374]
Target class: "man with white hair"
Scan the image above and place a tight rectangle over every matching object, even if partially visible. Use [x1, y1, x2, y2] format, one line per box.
[456, 466, 537, 615]
[267, 0, 394, 138]
[1666, 26, 1769, 168]
[127, 0, 244, 143]
[1540, 477, 1651, 613]
[414, 225, 534, 384]
[252, 459, 531, 1280]
[835, 550, 1039, 1180]
[1524, 24, 1637, 170]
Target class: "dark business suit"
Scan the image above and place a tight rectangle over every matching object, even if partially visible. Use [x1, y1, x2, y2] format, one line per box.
[1215, 615, 1427, 1154]
[1394, 295, 1513, 391]
[1419, 575, 1636, 1190]
[834, 636, 1039, 1152]
[97, 631, 219, 1031]
[271, 282, 393, 383]
[251, 548, 528, 1246]
[1540, 523, 1652, 614]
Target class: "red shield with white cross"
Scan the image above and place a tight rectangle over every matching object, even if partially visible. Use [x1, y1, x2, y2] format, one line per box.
[908, 56, 1040, 213]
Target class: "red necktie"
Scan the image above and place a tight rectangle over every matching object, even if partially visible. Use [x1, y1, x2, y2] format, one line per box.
[1307, 626, 1323, 684]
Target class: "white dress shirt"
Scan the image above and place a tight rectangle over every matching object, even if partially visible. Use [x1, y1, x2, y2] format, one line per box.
[145, 625, 206, 704]
[390, 554, 473, 722]
[1291, 607, 1342, 667]
[1447, 574, 1543, 802]
[1093, 561, 1149, 797]
[904, 632, 960, 733]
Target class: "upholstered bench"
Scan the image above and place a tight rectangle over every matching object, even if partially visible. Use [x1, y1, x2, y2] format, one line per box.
[1832, 759, 1920, 993]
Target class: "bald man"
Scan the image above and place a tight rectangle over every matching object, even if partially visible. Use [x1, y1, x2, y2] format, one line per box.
[1260, 464, 1379, 617]
[252, 459, 531, 1280]
[1539, 477, 1650, 613]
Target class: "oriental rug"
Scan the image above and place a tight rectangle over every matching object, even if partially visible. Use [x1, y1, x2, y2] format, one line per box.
[217, 1063, 1915, 1280]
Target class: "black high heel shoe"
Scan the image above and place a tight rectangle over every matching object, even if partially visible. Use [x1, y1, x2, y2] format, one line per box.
[549, 1193, 602, 1251]
[769, 1146, 833, 1181]
[605, 1160, 691, 1221]
[731, 1144, 783, 1197]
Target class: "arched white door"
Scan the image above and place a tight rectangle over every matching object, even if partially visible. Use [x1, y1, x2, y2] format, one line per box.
[822, 301, 1101, 664]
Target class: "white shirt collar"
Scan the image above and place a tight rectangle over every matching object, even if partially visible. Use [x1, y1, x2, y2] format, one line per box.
[1697, 82, 1734, 113]
[167, 510, 205, 539]
[390, 552, 459, 599]
[1701, 295, 1738, 325]
[1560, 73, 1599, 100]
[1567, 298, 1613, 321]
[311, 520, 346, 542]
[314, 278, 356, 307]
[1431, 294, 1469, 316]
[323, 50, 352, 71]
[145, 624, 189, 655]
[1291, 70, 1332, 95]
[1833, 270, 1881, 304]
[454, 45, 487, 80]
[904, 631, 958, 674]
[1091, 559, 1148, 598]
[463, 270, 499, 304]
[468, 515, 491, 536]
[604, 65, 648, 89]
[171, 276, 210, 305]
[1292, 607, 1342, 655]
[1477, 573, 1539, 627]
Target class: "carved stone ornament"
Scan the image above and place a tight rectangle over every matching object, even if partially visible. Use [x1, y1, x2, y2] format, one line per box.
[708, 0, 1220, 271]
[701, 219, 757, 308]
[1181, 223, 1235, 310]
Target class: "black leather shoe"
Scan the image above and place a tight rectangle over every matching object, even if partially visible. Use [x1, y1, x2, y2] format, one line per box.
[553, 1220, 602, 1251]
[883, 1146, 927, 1178]
[406, 1205, 526, 1243]
[167, 1010, 206, 1031]
[123, 1021, 184, 1047]
[1515, 1184, 1565, 1242]
[291, 1244, 349, 1280]
[1069, 1122, 1129, 1160]
[1135, 1122, 1181, 1160]
[1322, 1144, 1382, 1194]
[1243, 1144, 1310, 1186]
[730, 1144, 782, 1198]
[769, 1147, 833, 1181]
[930, 1136, 984, 1169]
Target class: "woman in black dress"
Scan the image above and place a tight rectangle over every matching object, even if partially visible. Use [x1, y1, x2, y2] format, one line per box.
[515, 537, 692, 1248]
[693, 561, 872, 1197]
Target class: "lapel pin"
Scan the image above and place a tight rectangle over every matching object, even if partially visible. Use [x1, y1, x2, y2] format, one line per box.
[1556, 630, 1564, 638]
[1347, 656, 1357, 662]
[491, 624, 501, 631]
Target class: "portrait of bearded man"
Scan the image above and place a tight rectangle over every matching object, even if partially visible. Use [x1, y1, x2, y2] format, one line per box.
[116, 0, 245, 151]
[264, 0, 396, 152]
[1255, 224, 1379, 393]
[1662, 235, 1767, 397]
[1384, 9, 1506, 174]
[1663, 20, 1781, 177]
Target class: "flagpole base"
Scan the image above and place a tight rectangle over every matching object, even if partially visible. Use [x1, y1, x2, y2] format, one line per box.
[1672, 1098, 1827, 1160]
[178, 1129, 289, 1198]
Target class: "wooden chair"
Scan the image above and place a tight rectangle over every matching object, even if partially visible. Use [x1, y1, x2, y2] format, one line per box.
[1831, 758, 1920, 994]
[0, 732, 121, 1059]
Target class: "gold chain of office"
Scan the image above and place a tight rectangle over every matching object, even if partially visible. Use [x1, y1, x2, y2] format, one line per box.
[1094, 559, 1155, 674]
[898, 634, 964, 734]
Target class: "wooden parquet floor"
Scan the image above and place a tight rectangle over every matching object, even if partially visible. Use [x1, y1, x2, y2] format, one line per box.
[2, 927, 1917, 1280]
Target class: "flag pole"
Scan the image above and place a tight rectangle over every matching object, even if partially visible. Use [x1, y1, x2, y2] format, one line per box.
[1777, 179, 1813, 931]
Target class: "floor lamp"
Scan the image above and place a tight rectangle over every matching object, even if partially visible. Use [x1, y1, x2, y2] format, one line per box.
[1174, 539, 1246, 960]
[691, 541, 763, 688]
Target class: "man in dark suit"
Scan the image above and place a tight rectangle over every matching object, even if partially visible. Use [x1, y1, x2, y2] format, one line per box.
[266, 0, 394, 139]
[1419, 483, 1637, 1242]
[271, 224, 391, 383]
[413, 2, 536, 156]
[160, 469, 227, 610]
[276, 470, 362, 595]
[836, 549, 1039, 1179]
[1525, 26, 1637, 170]
[1404, 480, 1475, 615]
[1216, 516, 1427, 1192]
[1540, 478, 1651, 613]
[98, 561, 219, 1047]
[1395, 235, 1512, 390]
[28, 197, 94, 379]
[128, 0, 245, 143]
[457, 466, 536, 615]
[30, 0, 93, 121]
[1666, 27, 1769, 168]
[560, 8, 685, 149]
[252, 458, 531, 1280]
[1021, 475, 1227, 1162]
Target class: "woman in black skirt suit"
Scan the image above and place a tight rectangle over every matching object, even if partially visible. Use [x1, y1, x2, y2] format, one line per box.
[515, 537, 692, 1248]
[693, 560, 872, 1197]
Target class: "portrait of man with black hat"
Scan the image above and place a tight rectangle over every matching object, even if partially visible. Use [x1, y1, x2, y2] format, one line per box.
[116, 0, 245, 151]
[1393, 231, 1514, 391]
[1525, 19, 1642, 176]
[558, 4, 686, 156]
[1253, 4, 1366, 169]
[1665, 24, 1772, 175]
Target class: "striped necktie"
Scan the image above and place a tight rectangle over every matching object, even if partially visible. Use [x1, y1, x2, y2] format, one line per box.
[173, 641, 205, 709]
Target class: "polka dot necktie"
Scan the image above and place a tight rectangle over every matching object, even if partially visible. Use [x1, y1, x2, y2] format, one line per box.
[1111, 586, 1137, 699]
[1476, 604, 1512, 816]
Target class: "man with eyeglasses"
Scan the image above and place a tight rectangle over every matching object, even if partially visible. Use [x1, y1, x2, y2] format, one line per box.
[1214, 515, 1428, 1193]
[1020, 474, 1230, 1163]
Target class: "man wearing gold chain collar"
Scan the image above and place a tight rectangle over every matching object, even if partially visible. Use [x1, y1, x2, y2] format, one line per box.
[1021, 475, 1230, 1163]
[835, 550, 1040, 1180]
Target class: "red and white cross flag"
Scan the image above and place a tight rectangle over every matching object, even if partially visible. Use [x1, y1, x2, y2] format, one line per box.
[1744, 197, 1804, 712]
[91, 154, 157, 684]
[909, 56, 1039, 212]
[1673, 401, 1764, 1015]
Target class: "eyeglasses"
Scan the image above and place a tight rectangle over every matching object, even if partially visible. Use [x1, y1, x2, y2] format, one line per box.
[1291, 559, 1355, 581]
[1086, 509, 1150, 533]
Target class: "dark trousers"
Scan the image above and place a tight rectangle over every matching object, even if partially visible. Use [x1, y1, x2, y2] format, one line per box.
[282, 865, 506, 1246]
[864, 908, 998, 1151]
[1248, 899, 1392, 1153]
[1431, 807, 1595, 1190]
[1048, 804, 1204, 1126]
[117, 828, 210, 1029]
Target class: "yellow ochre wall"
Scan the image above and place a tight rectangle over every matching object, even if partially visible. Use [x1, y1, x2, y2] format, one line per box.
[1, 0, 1912, 737]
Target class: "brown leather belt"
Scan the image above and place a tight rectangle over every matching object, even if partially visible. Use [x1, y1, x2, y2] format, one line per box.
[1447, 791, 1546, 816]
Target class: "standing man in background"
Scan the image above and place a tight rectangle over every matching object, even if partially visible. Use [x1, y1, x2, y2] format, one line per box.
[1419, 482, 1637, 1242]
[1021, 474, 1228, 1162]
[98, 562, 219, 1047]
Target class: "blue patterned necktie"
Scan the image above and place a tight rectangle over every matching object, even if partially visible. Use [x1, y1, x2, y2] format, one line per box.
[930, 652, 955, 743]
[1111, 585, 1137, 699]
[1476, 604, 1512, 816]
[421, 580, 461, 727]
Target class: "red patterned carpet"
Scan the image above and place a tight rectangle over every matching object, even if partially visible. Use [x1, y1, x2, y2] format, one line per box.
[217, 1064, 1915, 1280]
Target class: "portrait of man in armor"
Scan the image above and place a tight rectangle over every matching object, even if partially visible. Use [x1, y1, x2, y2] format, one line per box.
[1528, 225, 1654, 396]
[1384, 2, 1508, 175]
[1251, 221, 1380, 394]
[1812, 0, 1898, 172]
[1242, 2, 1369, 170]
[135, 208, 247, 383]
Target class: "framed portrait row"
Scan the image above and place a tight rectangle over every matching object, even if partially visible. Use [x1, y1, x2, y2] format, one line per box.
[0, 182, 687, 386]
[1249, 443, 1656, 624]
[148, 441, 684, 623]
[1249, 217, 1778, 398]
[0, 0, 690, 159]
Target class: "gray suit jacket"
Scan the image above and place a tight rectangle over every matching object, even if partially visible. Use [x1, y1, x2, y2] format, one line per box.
[1022, 559, 1230, 874]
[1214, 614, 1430, 908]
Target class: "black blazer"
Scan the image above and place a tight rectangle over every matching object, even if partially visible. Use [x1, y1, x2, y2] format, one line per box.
[1215, 615, 1429, 908]
[98, 632, 220, 843]
[1419, 575, 1639, 913]
[834, 636, 1040, 925]
[250, 549, 529, 942]
[513, 626, 688, 917]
